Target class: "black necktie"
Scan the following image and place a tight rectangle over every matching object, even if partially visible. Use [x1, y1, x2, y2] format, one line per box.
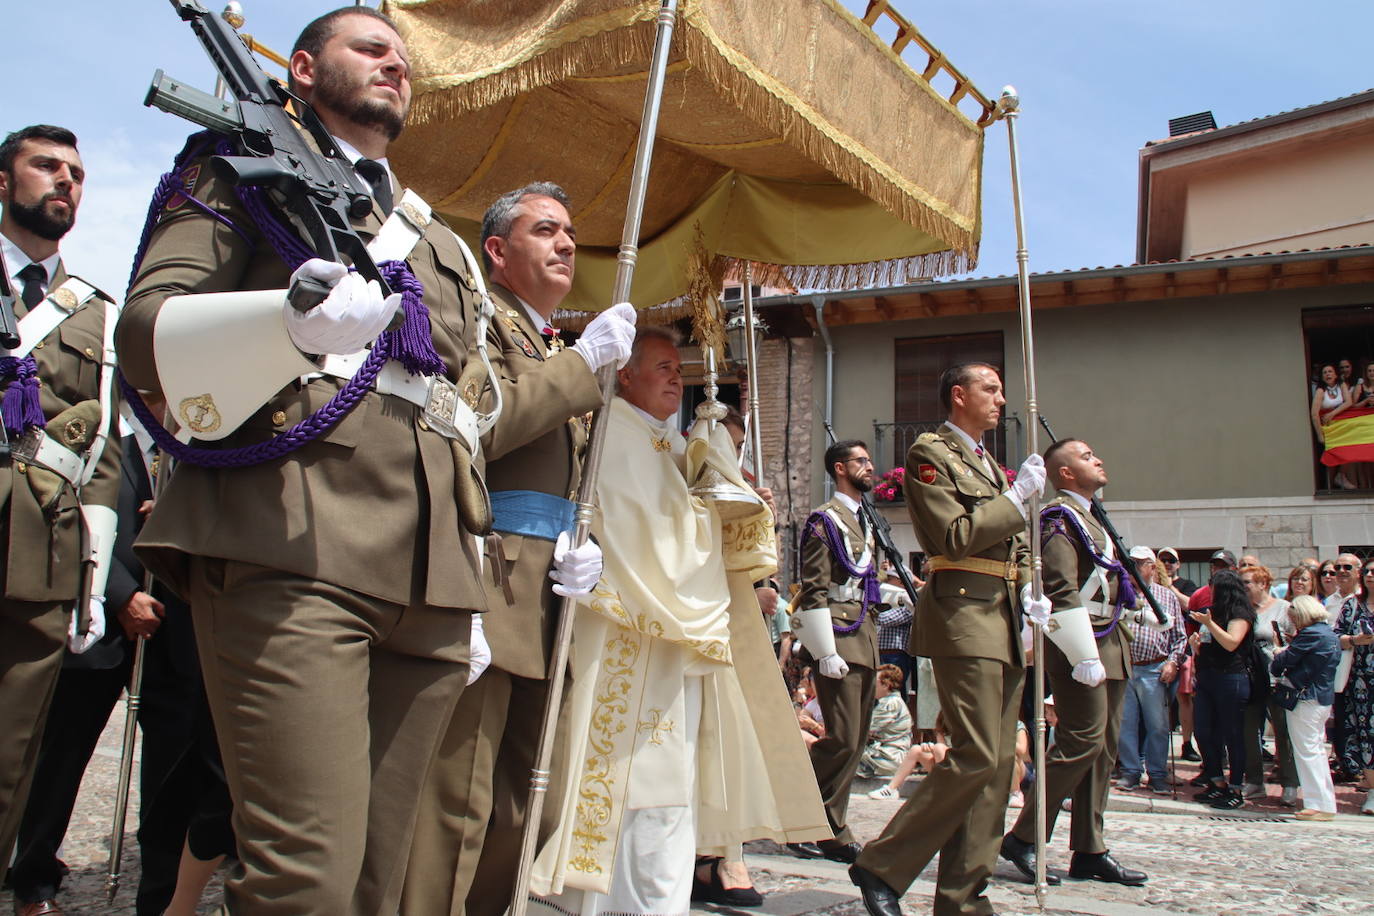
[858, 507, 869, 539]
[356, 158, 394, 215]
[18, 263, 46, 309]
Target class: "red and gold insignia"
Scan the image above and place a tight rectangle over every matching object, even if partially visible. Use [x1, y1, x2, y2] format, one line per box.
[519, 338, 536, 357]
[917, 464, 937, 484]
[164, 164, 201, 212]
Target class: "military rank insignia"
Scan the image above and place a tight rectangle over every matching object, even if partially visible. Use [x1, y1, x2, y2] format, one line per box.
[519, 338, 537, 357]
[164, 164, 200, 212]
[917, 464, 937, 484]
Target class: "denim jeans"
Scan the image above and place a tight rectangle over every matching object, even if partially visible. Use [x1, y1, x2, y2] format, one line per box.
[1195, 667, 1250, 786]
[1118, 660, 1171, 782]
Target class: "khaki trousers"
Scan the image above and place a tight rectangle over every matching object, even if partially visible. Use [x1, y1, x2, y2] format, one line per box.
[0, 597, 68, 887]
[1011, 644, 1125, 854]
[401, 667, 568, 916]
[187, 557, 470, 916]
[857, 657, 1023, 916]
[808, 662, 876, 845]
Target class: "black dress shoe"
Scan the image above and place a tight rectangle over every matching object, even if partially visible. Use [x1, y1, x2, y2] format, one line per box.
[1068, 851, 1147, 886]
[998, 834, 1061, 886]
[786, 841, 826, 859]
[849, 864, 903, 916]
[821, 841, 861, 864]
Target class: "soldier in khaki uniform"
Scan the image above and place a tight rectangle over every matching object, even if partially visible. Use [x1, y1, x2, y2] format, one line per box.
[0, 124, 121, 892]
[850, 363, 1045, 916]
[790, 439, 880, 864]
[401, 183, 633, 916]
[1000, 439, 1154, 887]
[115, 9, 592, 914]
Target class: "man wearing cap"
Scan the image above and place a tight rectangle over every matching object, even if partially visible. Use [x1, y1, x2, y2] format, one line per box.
[849, 363, 1046, 916]
[1000, 439, 1163, 887]
[1115, 547, 1186, 794]
[1157, 547, 1196, 609]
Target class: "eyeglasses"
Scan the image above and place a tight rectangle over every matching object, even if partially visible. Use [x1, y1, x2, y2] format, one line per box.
[1321, 570, 1338, 576]
[1335, 564, 1358, 572]
[844, 457, 874, 467]
[1161, 557, 1179, 564]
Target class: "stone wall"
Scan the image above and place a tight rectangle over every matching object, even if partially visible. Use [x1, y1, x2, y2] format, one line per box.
[749, 336, 814, 584]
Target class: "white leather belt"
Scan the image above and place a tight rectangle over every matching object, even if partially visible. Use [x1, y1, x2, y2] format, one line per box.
[828, 584, 862, 602]
[11, 428, 85, 487]
[317, 351, 478, 452]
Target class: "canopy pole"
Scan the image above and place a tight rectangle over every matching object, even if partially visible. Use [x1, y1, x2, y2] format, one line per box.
[998, 85, 1049, 911]
[509, 3, 680, 913]
[742, 262, 764, 486]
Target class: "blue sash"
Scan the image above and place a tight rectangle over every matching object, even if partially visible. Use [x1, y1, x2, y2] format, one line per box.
[490, 490, 576, 541]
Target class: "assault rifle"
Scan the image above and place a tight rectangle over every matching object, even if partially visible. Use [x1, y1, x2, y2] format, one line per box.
[1037, 416, 1168, 625]
[146, 0, 388, 310]
[823, 422, 921, 608]
[0, 243, 21, 350]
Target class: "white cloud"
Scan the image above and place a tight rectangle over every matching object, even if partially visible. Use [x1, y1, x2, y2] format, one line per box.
[59, 128, 185, 300]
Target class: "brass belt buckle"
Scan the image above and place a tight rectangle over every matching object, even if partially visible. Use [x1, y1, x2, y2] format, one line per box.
[1004, 559, 1018, 582]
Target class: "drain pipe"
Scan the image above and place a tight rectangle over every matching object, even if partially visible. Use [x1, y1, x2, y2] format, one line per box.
[812, 294, 834, 497]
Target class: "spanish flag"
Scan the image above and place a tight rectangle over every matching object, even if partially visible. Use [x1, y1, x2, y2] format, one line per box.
[1321, 407, 1374, 465]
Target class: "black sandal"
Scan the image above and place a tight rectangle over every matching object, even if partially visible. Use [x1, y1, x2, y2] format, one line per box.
[690, 856, 764, 908]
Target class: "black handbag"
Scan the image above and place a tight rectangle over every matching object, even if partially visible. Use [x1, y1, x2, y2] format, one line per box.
[1244, 639, 1271, 706]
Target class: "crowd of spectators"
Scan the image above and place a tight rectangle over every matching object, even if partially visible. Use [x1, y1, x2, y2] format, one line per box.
[774, 541, 1374, 821]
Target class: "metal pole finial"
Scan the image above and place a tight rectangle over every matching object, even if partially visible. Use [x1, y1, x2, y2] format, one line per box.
[221, 1, 244, 28]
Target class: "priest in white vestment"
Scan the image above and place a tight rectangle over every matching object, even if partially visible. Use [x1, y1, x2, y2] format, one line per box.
[525, 328, 828, 916]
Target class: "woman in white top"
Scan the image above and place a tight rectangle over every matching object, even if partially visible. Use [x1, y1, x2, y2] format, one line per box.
[1311, 363, 1351, 442]
[1241, 565, 1298, 803]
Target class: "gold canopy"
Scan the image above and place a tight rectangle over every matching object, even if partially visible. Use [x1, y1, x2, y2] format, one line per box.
[384, 0, 989, 311]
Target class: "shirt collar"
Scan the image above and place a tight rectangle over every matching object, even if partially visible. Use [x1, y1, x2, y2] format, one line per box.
[942, 421, 985, 457]
[1, 232, 61, 293]
[833, 490, 862, 519]
[1063, 489, 1093, 512]
[624, 400, 672, 432]
[513, 293, 552, 333]
[331, 135, 392, 180]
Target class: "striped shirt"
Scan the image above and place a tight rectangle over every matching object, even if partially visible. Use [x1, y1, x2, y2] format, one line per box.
[1124, 583, 1186, 664]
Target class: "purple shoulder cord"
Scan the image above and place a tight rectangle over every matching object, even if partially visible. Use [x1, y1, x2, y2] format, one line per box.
[120, 134, 443, 468]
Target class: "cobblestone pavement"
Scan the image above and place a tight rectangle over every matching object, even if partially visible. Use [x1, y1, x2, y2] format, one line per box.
[6, 710, 1372, 915]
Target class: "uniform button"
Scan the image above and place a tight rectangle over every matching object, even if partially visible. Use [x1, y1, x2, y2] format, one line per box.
[34, 340, 43, 349]
[958, 587, 966, 595]
[271, 410, 287, 426]
[417, 417, 431, 432]
[84, 347, 95, 358]
[16, 462, 27, 474]
[975, 489, 983, 496]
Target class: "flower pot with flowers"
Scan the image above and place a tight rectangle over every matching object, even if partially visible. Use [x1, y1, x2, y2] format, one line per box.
[873, 466, 905, 502]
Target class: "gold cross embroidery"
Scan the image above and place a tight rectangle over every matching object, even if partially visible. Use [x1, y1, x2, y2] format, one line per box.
[637, 709, 676, 746]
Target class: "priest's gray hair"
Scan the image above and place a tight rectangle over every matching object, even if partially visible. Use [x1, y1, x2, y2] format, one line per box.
[616, 325, 681, 393]
[480, 181, 572, 272]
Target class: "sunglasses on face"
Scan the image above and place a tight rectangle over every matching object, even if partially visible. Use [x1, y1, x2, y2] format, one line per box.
[1321, 570, 1338, 576]
[1335, 564, 1358, 572]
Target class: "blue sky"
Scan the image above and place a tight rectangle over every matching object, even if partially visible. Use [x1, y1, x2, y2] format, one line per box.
[7, 0, 1372, 296]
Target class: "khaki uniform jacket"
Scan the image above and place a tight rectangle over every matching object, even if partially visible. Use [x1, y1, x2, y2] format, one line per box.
[2, 260, 121, 602]
[480, 284, 600, 679]
[1040, 494, 1131, 680]
[118, 149, 500, 613]
[904, 426, 1027, 665]
[798, 497, 879, 669]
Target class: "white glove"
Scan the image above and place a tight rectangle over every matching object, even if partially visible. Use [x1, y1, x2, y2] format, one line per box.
[68, 597, 106, 654]
[284, 258, 402, 355]
[1071, 658, 1107, 687]
[1132, 606, 1174, 632]
[549, 531, 603, 597]
[1020, 584, 1051, 627]
[467, 613, 491, 685]
[818, 653, 849, 679]
[571, 302, 637, 371]
[1010, 453, 1047, 504]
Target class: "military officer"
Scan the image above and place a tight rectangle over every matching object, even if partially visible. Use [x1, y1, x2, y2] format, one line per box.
[0, 123, 121, 892]
[849, 363, 1045, 916]
[790, 439, 880, 865]
[115, 8, 617, 914]
[401, 182, 633, 916]
[1000, 439, 1157, 887]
